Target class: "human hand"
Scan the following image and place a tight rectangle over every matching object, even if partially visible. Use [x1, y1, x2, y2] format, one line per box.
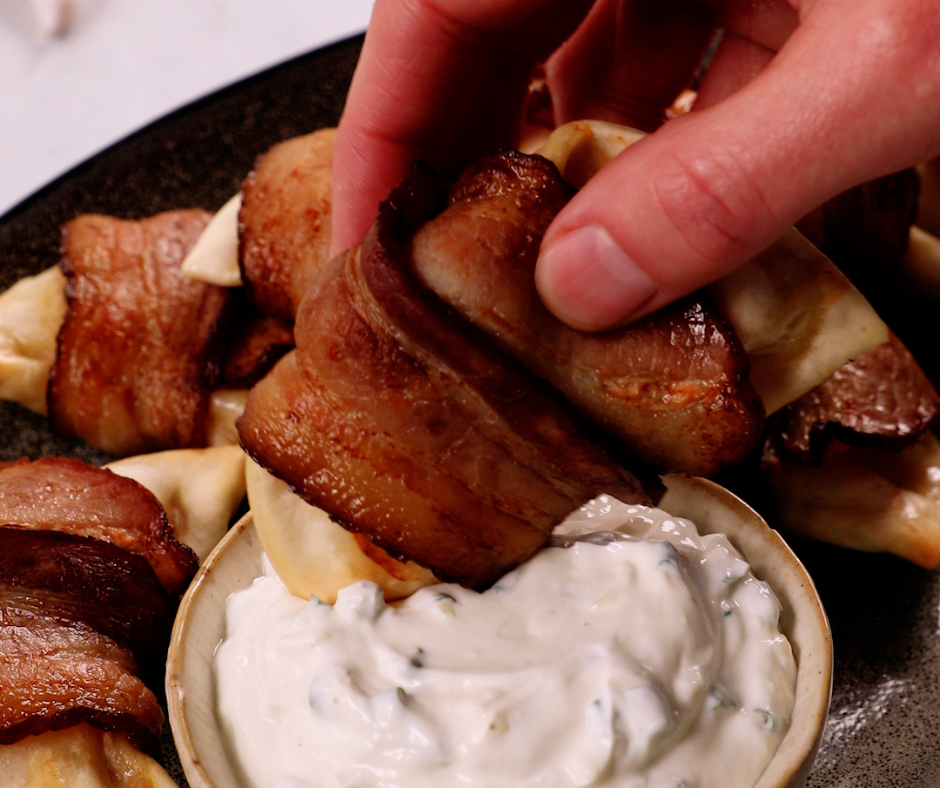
[332, 0, 940, 330]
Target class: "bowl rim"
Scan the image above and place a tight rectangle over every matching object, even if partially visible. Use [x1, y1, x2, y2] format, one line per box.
[166, 512, 259, 788]
[167, 476, 833, 788]
[660, 474, 833, 788]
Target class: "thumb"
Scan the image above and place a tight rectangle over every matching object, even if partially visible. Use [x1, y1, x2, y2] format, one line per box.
[535, 0, 940, 331]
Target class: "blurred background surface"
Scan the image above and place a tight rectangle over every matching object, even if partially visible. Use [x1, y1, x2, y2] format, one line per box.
[0, 0, 374, 214]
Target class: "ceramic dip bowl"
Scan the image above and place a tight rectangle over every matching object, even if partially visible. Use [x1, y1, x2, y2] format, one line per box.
[166, 474, 832, 788]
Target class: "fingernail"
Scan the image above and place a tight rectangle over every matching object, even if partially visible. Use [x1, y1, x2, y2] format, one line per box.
[536, 225, 658, 331]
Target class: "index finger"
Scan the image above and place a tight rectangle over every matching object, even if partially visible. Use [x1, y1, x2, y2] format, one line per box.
[331, 0, 593, 252]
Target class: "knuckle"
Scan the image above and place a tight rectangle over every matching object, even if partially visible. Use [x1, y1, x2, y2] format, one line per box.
[649, 147, 778, 282]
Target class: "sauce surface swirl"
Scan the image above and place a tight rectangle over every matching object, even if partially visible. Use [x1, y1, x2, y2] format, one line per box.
[216, 498, 796, 788]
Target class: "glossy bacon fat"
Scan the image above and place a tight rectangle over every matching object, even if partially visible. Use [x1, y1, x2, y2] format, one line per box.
[0, 455, 191, 752]
[238, 166, 655, 589]
[0, 604, 163, 750]
[0, 457, 198, 595]
[0, 526, 172, 677]
[409, 151, 764, 476]
[50, 210, 235, 456]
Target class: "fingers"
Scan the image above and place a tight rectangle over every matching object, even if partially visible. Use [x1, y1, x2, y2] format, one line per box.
[705, 0, 798, 51]
[546, 0, 798, 130]
[692, 32, 776, 110]
[536, 0, 940, 330]
[331, 0, 592, 253]
[333, 0, 798, 253]
[546, 0, 717, 131]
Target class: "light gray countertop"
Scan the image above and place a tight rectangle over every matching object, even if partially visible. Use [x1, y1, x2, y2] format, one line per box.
[0, 0, 373, 214]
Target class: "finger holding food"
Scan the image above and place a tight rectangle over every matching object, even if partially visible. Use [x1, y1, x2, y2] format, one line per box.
[538, 121, 889, 416]
[408, 147, 763, 475]
[238, 166, 655, 589]
[333, 0, 940, 334]
[330, 0, 796, 252]
[532, 0, 940, 329]
[330, 0, 588, 254]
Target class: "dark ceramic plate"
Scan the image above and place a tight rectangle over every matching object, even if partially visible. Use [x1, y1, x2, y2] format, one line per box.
[1, 34, 938, 788]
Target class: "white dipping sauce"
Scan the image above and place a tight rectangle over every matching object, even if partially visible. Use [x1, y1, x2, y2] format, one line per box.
[216, 497, 796, 788]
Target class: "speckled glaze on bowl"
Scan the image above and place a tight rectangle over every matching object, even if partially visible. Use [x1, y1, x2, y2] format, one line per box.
[166, 476, 832, 788]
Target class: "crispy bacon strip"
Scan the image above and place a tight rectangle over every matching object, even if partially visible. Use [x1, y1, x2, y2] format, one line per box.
[0, 457, 186, 751]
[239, 128, 335, 320]
[779, 332, 940, 462]
[239, 167, 655, 589]
[409, 151, 764, 476]
[0, 457, 198, 595]
[0, 526, 171, 676]
[49, 209, 235, 456]
[0, 604, 163, 751]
